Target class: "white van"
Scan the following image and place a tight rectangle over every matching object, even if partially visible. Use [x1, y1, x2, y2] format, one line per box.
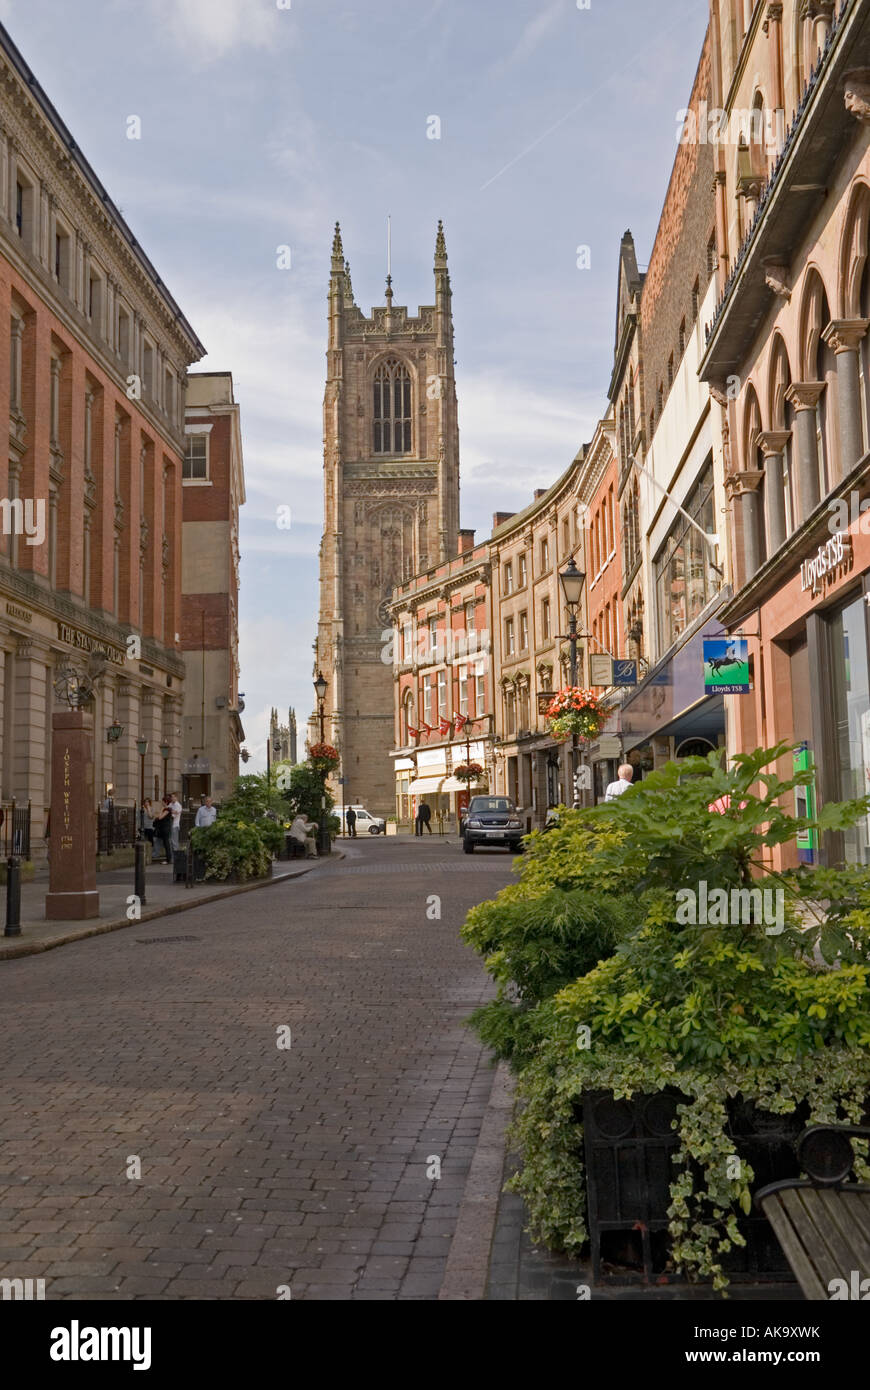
[341, 805, 386, 835]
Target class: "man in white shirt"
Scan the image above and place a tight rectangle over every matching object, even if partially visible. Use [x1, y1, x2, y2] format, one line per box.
[169, 793, 183, 850]
[194, 797, 217, 828]
[604, 764, 635, 802]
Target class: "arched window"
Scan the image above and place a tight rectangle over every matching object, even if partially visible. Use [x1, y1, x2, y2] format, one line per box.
[769, 336, 795, 534]
[373, 358, 412, 455]
[403, 690, 415, 743]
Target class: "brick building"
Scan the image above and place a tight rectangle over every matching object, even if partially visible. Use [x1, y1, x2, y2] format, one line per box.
[314, 223, 461, 815]
[700, 0, 870, 868]
[617, 27, 732, 769]
[390, 534, 492, 826]
[0, 19, 204, 844]
[180, 372, 245, 803]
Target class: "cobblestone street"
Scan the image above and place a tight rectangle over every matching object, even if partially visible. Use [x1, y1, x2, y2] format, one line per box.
[0, 839, 514, 1300]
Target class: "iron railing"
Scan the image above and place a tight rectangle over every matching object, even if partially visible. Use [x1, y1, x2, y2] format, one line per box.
[96, 804, 138, 855]
[0, 800, 31, 859]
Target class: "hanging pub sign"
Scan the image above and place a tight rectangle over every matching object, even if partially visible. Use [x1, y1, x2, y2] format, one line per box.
[703, 637, 750, 694]
[589, 654, 613, 686]
[612, 659, 638, 687]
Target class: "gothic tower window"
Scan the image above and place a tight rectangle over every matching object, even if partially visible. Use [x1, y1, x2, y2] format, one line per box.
[373, 358, 412, 455]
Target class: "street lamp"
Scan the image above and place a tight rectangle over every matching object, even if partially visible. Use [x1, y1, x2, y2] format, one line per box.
[159, 743, 170, 799]
[106, 719, 124, 743]
[559, 557, 587, 809]
[313, 671, 331, 855]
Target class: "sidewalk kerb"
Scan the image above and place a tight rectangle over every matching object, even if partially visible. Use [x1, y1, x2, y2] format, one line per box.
[0, 852, 344, 961]
[438, 1059, 514, 1300]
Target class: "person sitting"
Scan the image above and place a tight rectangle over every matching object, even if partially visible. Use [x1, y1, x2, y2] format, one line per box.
[288, 814, 318, 859]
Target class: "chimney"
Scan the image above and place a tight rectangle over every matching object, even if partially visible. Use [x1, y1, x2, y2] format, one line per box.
[492, 511, 516, 530]
[534, 488, 548, 500]
[458, 528, 475, 554]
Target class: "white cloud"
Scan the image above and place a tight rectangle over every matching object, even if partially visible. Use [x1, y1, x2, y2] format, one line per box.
[145, 0, 281, 62]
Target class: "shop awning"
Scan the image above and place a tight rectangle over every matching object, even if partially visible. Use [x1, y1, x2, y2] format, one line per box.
[408, 776, 444, 794]
[441, 776, 479, 792]
[394, 758, 416, 771]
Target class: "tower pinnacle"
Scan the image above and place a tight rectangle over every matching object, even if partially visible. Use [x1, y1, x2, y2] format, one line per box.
[331, 222, 344, 273]
[434, 219, 447, 271]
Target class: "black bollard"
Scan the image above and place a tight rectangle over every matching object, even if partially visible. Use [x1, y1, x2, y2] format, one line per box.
[4, 855, 22, 937]
[134, 838, 147, 908]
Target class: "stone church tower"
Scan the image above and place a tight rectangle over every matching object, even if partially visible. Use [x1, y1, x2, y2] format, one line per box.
[314, 222, 460, 814]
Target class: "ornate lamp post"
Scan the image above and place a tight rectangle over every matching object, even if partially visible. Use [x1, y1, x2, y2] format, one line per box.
[559, 557, 587, 809]
[106, 719, 124, 744]
[313, 671, 331, 855]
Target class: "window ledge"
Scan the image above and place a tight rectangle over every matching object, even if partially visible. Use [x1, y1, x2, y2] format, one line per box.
[182, 478, 212, 487]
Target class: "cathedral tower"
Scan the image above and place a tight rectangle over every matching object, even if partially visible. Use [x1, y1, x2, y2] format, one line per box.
[314, 222, 461, 814]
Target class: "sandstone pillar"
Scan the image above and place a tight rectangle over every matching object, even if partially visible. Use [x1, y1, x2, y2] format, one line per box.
[758, 430, 791, 555]
[822, 318, 870, 477]
[45, 708, 99, 919]
[786, 382, 825, 520]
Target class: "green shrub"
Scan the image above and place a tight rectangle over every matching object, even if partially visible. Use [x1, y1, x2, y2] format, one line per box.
[464, 743, 870, 1291]
[190, 817, 273, 882]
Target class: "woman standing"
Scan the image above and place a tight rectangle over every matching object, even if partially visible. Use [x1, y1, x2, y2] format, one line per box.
[152, 796, 174, 864]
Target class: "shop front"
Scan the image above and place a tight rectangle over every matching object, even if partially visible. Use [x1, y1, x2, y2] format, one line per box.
[722, 498, 870, 870]
[619, 597, 729, 773]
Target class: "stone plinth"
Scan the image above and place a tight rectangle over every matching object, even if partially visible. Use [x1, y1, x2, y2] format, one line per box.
[45, 709, 99, 920]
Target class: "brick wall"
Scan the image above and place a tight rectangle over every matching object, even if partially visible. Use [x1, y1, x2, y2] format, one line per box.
[640, 30, 715, 433]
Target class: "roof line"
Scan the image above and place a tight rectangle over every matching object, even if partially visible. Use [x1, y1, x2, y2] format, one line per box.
[0, 20, 206, 358]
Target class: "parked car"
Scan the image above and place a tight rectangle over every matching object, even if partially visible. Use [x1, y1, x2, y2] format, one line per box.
[340, 805, 386, 835]
[461, 795, 524, 853]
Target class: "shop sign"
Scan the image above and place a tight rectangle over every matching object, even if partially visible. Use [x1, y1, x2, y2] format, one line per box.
[799, 531, 852, 595]
[57, 621, 126, 665]
[184, 757, 210, 774]
[589, 654, 612, 686]
[6, 602, 31, 623]
[613, 659, 638, 687]
[702, 637, 750, 694]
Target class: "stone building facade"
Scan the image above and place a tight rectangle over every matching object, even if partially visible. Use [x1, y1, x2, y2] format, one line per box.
[700, 0, 870, 867]
[180, 372, 245, 804]
[390, 534, 492, 826]
[0, 20, 204, 843]
[314, 223, 460, 814]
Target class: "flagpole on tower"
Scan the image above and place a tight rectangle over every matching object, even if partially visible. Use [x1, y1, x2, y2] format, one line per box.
[385, 214, 393, 304]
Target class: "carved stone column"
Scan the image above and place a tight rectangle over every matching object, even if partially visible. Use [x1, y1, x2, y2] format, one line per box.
[758, 430, 791, 554]
[822, 318, 870, 476]
[725, 470, 765, 584]
[808, 1, 835, 55]
[764, 4, 785, 125]
[785, 382, 825, 519]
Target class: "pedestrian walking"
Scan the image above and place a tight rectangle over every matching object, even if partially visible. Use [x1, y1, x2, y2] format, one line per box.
[604, 763, 634, 801]
[140, 797, 154, 847]
[152, 796, 174, 863]
[194, 796, 217, 828]
[169, 792, 182, 851]
[345, 806, 357, 838]
[416, 799, 433, 835]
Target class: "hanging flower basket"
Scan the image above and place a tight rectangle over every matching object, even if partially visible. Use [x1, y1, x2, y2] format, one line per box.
[454, 761, 484, 784]
[546, 687, 605, 744]
[308, 742, 340, 771]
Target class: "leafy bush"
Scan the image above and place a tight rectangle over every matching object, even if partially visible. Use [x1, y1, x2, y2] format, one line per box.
[190, 817, 273, 882]
[282, 763, 335, 824]
[463, 743, 870, 1290]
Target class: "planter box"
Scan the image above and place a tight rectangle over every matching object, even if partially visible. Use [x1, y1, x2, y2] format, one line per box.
[385, 821, 398, 836]
[579, 1089, 804, 1285]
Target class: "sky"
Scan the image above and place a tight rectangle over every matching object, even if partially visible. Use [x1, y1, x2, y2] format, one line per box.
[0, 0, 709, 771]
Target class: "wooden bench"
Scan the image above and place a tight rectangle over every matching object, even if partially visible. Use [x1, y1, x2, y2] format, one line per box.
[756, 1124, 870, 1300]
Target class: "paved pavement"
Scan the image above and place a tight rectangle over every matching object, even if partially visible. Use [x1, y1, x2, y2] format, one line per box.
[0, 836, 515, 1299]
[0, 858, 317, 960]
